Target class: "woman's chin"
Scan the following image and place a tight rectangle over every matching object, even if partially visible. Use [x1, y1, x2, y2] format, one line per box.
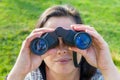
[53, 64, 76, 74]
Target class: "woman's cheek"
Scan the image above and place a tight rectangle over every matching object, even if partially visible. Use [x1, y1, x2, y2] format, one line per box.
[46, 48, 57, 55]
[43, 54, 56, 69]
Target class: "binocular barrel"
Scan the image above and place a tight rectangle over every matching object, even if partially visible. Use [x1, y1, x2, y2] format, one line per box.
[30, 27, 92, 55]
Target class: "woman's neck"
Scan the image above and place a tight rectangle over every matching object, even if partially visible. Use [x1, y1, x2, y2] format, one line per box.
[46, 67, 80, 80]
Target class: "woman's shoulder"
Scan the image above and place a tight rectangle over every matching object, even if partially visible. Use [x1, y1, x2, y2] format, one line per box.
[91, 69, 104, 80]
[24, 68, 44, 80]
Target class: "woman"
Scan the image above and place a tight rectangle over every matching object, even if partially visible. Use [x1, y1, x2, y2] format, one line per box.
[7, 5, 120, 80]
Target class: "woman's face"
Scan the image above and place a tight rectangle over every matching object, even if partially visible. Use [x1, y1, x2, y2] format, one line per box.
[43, 17, 82, 74]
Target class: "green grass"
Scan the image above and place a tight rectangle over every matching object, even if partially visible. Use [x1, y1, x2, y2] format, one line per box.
[0, 0, 120, 79]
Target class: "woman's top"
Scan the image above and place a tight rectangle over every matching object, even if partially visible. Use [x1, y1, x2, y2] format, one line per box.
[24, 68, 104, 80]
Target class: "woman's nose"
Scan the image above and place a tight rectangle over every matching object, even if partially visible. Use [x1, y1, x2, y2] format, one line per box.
[58, 37, 64, 48]
[57, 49, 67, 55]
[57, 37, 68, 55]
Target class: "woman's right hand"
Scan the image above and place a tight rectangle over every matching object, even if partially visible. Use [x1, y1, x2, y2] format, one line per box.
[7, 28, 54, 80]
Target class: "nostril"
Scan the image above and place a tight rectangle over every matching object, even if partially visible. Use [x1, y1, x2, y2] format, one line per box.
[63, 50, 67, 54]
[57, 49, 67, 55]
[57, 50, 60, 55]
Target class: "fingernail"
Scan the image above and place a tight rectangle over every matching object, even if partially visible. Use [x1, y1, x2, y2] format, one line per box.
[71, 26, 77, 29]
[70, 25, 74, 28]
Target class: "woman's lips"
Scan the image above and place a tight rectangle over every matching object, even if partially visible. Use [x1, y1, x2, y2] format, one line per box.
[55, 58, 72, 64]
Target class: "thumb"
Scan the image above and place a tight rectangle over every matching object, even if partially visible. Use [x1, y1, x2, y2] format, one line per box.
[69, 47, 87, 57]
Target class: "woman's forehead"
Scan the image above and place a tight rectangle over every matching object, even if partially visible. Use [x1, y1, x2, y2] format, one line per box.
[43, 17, 75, 30]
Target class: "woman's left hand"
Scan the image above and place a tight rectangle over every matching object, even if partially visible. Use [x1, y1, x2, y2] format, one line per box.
[70, 24, 115, 71]
[70, 24, 120, 80]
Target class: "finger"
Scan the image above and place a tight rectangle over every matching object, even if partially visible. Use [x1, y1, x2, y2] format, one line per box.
[69, 47, 87, 56]
[89, 44, 99, 59]
[86, 29, 108, 49]
[24, 32, 43, 48]
[30, 52, 43, 70]
[69, 47, 94, 65]
[31, 28, 54, 34]
[71, 24, 95, 31]
[25, 28, 54, 47]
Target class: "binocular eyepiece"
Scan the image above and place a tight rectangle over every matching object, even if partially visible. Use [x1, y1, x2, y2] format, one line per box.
[30, 27, 92, 55]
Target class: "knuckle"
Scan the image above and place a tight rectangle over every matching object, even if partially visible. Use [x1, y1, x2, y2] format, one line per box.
[25, 36, 31, 42]
[31, 29, 37, 33]
[32, 28, 40, 33]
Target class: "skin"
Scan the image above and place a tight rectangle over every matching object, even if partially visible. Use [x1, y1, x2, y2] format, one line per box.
[7, 17, 120, 80]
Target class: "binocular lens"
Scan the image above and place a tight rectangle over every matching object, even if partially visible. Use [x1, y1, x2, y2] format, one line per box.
[30, 38, 48, 55]
[37, 39, 47, 51]
[74, 32, 92, 49]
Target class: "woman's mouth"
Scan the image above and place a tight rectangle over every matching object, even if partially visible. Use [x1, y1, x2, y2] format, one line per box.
[55, 58, 72, 64]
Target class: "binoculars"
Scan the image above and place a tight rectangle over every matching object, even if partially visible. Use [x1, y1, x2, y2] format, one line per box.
[30, 27, 92, 55]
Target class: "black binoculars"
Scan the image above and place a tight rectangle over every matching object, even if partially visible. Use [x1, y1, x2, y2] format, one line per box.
[30, 27, 92, 55]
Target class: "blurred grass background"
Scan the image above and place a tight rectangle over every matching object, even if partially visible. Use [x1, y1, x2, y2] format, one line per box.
[0, 0, 120, 79]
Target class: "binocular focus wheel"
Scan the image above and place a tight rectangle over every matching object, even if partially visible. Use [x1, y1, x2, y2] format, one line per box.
[30, 38, 48, 55]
